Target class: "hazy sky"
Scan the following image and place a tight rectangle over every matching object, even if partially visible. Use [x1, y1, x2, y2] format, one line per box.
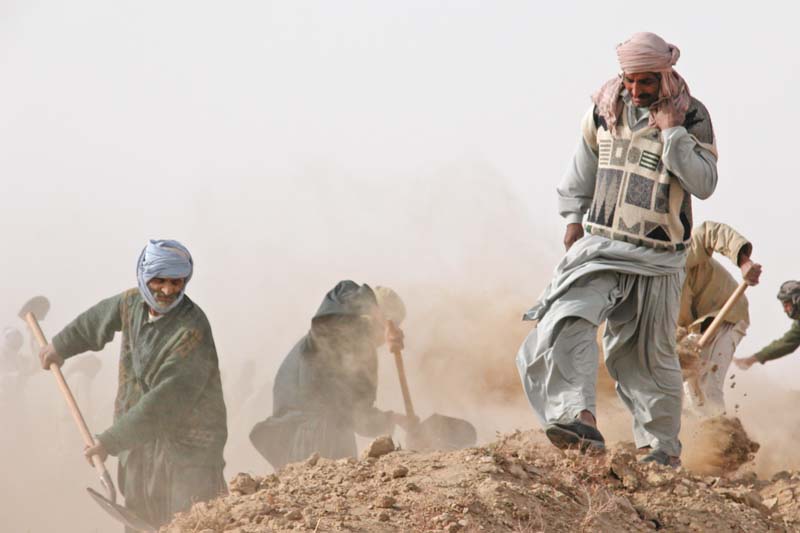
[2, 2, 800, 530]
[3, 1, 797, 376]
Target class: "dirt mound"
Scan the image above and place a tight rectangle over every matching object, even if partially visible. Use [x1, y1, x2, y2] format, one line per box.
[162, 430, 793, 532]
[683, 416, 760, 476]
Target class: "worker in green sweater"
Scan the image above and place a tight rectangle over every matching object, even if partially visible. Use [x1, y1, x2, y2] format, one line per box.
[38, 239, 227, 531]
[735, 281, 800, 369]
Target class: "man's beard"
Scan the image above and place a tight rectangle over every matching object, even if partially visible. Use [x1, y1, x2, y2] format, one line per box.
[151, 290, 179, 309]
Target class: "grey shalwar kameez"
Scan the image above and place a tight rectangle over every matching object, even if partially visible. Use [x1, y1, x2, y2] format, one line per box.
[250, 281, 395, 470]
[516, 95, 717, 456]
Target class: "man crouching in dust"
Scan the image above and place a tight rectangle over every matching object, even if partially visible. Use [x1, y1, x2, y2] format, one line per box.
[677, 221, 761, 417]
[249, 280, 417, 470]
[38, 240, 227, 531]
[516, 32, 718, 467]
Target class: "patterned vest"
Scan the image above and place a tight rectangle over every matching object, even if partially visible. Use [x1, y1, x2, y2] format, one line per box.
[584, 98, 715, 252]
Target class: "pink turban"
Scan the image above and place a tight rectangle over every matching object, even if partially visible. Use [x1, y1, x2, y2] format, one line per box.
[592, 32, 691, 133]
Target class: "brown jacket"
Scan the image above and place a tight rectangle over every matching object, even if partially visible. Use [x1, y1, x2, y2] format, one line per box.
[678, 221, 751, 331]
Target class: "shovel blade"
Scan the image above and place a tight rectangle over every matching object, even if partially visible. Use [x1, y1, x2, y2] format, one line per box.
[17, 295, 50, 321]
[407, 413, 477, 451]
[87, 487, 156, 532]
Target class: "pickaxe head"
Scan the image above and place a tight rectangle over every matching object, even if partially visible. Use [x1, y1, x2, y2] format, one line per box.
[18, 296, 50, 321]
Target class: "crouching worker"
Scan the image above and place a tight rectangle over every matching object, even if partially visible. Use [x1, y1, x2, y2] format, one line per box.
[677, 221, 761, 416]
[250, 280, 416, 470]
[38, 240, 228, 531]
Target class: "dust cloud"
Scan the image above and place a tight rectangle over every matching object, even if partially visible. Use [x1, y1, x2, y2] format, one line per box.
[5, 159, 799, 532]
[0, 162, 557, 532]
[597, 335, 800, 479]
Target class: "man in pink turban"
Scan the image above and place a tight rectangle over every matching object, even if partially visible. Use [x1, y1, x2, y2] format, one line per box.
[516, 33, 718, 467]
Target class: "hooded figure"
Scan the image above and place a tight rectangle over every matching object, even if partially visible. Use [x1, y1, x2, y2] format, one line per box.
[250, 280, 404, 470]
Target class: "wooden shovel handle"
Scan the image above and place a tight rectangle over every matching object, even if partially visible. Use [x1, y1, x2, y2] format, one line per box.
[697, 281, 748, 349]
[24, 313, 110, 476]
[391, 348, 416, 419]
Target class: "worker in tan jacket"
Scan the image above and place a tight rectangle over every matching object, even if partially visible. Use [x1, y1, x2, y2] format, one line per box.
[679, 221, 761, 416]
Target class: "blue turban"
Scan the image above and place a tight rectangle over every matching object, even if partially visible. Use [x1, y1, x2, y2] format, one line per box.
[136, 239, 193, 314]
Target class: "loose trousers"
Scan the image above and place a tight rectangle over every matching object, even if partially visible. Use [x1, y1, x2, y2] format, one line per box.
[517, 269, 685, 456]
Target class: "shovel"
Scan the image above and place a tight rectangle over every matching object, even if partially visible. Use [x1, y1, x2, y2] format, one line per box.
[685, 280, 749, 407]
[24, 312, 155, 532]
[18, 295, 50, 322]
[389, 326, 476, 450]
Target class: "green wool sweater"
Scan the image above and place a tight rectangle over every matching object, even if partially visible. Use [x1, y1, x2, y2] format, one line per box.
[754, 320, 800, 364]
[53, 289, 227, 466]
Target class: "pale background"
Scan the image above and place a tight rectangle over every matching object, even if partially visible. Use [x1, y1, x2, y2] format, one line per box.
[1, 2, 798, 531]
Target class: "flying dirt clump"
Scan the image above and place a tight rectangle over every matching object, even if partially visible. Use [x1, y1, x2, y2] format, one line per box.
[162, 430, 788, 532]
[682, 416, 760, 476]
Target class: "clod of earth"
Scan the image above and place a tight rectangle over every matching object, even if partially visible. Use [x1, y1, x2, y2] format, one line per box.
[683, 416, 760, 476]
[364, 435, 395, 459]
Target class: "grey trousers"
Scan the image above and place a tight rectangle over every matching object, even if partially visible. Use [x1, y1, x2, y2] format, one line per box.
[517, 269, 685, 456]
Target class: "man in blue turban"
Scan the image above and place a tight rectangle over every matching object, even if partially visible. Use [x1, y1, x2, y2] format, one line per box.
[38, 239, 228, 531]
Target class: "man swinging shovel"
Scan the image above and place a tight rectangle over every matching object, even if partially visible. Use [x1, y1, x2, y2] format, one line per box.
[674, 222, 762, 417]
[21, 299, 154, 532]
[28, 240, 228, 532]
[678, 281, 750, 411]
[677, 266, 760, 412]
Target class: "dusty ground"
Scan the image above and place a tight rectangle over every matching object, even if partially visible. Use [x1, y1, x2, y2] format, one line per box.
[162, 426, 796, 533]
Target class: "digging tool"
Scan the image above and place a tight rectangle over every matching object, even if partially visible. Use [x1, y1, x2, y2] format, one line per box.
[390, 337, 477, 451]
[697, 281, 749, 350]
[24, 312, 155, 532]
[686, 280, 749, 406]
[18, 295, 50, 322]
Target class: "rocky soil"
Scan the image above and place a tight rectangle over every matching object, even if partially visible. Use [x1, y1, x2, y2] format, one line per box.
[162, 425, 797, 533]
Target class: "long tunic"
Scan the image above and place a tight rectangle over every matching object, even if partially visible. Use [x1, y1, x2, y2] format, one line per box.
[250, 282, 394, 470]
[53, 289, 228, 529]
[251, 335, 394, 469]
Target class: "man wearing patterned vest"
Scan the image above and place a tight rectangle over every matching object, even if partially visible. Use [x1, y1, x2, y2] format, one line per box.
[516, 32, 717, 467]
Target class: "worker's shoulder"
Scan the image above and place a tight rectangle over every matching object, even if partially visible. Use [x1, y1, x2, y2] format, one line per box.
[105, 288, 141, 311]
[684, 97, 714, 144]
[120, 288, 140, 301]
[590, 105, 607, 130]
[180, 296, 213, 331]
